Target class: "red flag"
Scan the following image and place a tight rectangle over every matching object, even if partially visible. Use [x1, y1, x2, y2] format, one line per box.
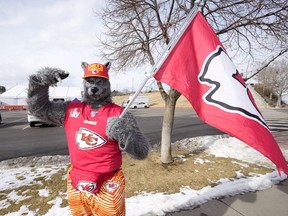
[154, 11, 288, 174]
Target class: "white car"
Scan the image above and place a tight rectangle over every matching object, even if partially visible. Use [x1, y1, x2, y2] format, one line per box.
[27, 112, 43, 127]
[131, 102, 149, 109]
[27, 98, 66, 127]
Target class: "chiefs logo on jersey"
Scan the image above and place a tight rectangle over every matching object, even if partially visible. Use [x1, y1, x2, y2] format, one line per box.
[76, 128, 106, 149]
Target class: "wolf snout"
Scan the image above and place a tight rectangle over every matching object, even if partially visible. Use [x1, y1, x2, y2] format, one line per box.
[91, 87, 99, 94]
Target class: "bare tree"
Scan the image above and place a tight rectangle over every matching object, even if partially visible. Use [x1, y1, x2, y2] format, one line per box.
[97, 0, 188, 163]
[256, 66, 275, 100]
[96, 0, 288, 164]
[257, 59, 288, 106]
[271, 60, 288, 107]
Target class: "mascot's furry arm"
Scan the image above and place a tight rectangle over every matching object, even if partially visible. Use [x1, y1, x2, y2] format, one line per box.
[106, 113, 150, 160]
[26, 67, 70, 125]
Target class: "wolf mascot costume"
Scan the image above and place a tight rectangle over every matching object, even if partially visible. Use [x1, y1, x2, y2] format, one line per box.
[27, 62, 149, 215]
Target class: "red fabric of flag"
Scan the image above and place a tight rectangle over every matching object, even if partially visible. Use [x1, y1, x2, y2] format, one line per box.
[154, 11, 288, 174]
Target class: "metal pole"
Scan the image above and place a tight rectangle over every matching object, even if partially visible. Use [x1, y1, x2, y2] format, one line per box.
[119, 74, 152, 118]
[119, 5, 198, 118]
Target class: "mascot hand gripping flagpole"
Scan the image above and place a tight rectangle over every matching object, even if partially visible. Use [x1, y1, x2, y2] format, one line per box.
[27, 62, 150, 216]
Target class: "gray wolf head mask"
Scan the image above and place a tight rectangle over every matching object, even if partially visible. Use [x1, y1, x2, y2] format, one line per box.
[81, 62, 112, 109]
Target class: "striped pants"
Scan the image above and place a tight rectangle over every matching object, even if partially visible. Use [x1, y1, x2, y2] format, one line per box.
[67, 168, 126, 216]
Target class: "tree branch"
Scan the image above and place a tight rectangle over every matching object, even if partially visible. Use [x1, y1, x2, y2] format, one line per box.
[245, 48, 288, 81]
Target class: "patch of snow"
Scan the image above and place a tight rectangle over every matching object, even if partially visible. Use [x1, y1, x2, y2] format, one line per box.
[0, 166, 67, 191]
[38, 189, 50, 197]
[6, 191, 27, 204]
[44, 197, 70, 216]
[204, 137, 273, 167]
[0, 135, 287, 216]
[5, 205, 35, 216]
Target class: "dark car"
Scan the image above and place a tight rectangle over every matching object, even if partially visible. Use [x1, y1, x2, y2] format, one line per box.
[0, 111, 2, 124]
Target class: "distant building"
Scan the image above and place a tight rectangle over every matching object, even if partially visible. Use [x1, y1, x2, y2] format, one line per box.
[0, 85, 82, 106]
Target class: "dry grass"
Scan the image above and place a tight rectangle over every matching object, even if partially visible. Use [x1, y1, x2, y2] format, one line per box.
[122, 151, 272, 197]
[0, 151, 273, 215]
[0, 166, 68, 215]
[112, 91, 192, 108]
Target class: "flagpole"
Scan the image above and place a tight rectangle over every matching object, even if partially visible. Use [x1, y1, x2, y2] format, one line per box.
[119, 5, 199, 118]
[150, 6, 199, 76]
[119, 74, 152, 118]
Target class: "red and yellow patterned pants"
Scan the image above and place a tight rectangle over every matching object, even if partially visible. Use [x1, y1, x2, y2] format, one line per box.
[67, 168, 126, 216]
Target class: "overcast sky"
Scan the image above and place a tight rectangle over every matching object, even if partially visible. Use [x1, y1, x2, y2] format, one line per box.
[0, 0, 150, 92]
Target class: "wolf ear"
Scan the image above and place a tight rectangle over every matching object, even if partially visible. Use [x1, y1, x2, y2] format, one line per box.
[81, 62, 88, 70]
[105, 62, 111, 71]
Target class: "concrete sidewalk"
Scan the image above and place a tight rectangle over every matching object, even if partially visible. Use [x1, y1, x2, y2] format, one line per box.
[167, 179, 288, 216]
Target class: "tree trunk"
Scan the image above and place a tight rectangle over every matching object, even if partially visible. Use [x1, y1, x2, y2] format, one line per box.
[160, 88, 181, 164]
[276, 93, 282, 108]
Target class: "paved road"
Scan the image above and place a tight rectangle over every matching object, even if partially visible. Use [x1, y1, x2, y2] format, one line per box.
[0, 108, 222, 161]
[0, 107, 287, 216]
[261, 108, 288, 132]
[0, 111, 68, 161]
[0, 108, 287, 161]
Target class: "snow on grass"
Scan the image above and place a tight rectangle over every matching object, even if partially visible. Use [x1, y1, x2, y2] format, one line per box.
[0, 166, 66, 191]
[126, 171, 286, 216]
[0, 135, 287, 216]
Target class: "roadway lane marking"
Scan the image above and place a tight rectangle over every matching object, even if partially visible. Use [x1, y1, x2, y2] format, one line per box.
[0, 117, 27, 127]
[22, 125, 30, 130]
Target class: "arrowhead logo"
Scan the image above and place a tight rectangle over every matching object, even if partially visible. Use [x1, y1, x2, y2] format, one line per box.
[77, 181, 97, 193]
[105, 181, 120, 193]
[76, 128, 106, 149]
[198, 46, 267, 128]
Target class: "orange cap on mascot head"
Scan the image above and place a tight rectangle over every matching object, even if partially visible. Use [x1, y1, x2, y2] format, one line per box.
[82, 62, 110, 79]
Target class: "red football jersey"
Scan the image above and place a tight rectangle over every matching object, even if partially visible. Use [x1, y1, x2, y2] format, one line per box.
[64, 102, 123, 181]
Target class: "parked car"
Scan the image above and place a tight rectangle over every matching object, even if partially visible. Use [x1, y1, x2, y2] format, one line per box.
[27, 112, 59, 127]
[27, 112, 43, 127]
[27, 98, 67, 127]
[0, 111, 2, 124]
[122, 95, 149, 108]
[131, 102, 149, 109]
